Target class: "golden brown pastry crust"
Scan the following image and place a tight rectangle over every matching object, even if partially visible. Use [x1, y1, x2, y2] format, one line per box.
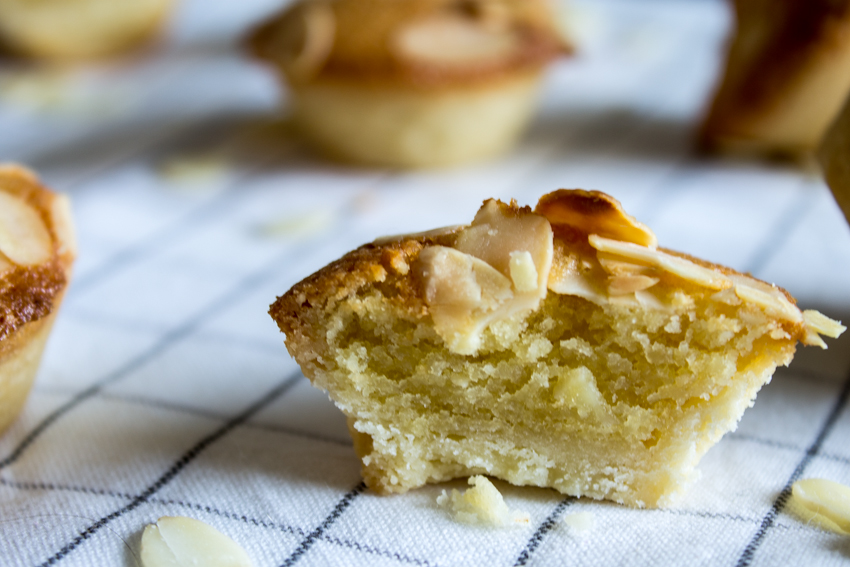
[0, 167, 72, 351]
[701, 0, 850, 154]
[270, 193, 809, 370]
[249, 0, 569, 90]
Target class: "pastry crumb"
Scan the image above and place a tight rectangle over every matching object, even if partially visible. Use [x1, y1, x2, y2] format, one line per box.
[437, 476, 530, 527]
[788, 478, 850, 535]
[563, 511, 595, 533]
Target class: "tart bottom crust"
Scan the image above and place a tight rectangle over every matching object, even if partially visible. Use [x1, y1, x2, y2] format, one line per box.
[290, 72, 542, 168]
[0, 308, 58, 436]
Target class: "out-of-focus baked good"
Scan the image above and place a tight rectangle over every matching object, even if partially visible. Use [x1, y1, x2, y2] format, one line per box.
[0, 0, 173, 60]
[819, 94, 850, 225]
[0, 165, 75, 436]
[269, 189, 844, 508]
[701, 0, 850, 156]
[249, 0, 569, 168]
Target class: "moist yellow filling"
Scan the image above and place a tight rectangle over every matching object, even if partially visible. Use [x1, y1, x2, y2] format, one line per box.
[317, 282, 796, 507]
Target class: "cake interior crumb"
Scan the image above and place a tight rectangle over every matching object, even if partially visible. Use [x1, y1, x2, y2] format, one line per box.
[437, 475, 530, 527]
[563, 511, 595, 533]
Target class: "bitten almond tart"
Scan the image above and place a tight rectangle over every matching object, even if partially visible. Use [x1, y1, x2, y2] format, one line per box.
[0, 165, 75, 436]
[701, 0, 850, 156]
[0, 0, 173, 60]
[269, 189, 844, 508]
[249, 0, 569, 168]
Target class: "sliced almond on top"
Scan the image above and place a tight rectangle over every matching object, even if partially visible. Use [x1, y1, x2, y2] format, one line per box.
[394, 13, 519, 67]
[49, 193, 77, 263]
[588, 235, 730, 290]
[536, 190, 657, 248]
[418, 245, 513, 354]
[0, 191, 52, 266]
[455, 198, 553, 301]
[256, 1, 335, 83]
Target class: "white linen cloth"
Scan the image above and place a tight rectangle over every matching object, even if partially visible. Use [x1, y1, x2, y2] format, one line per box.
[1, 1, 849, 565]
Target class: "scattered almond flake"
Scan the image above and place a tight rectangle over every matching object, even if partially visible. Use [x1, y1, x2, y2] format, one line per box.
[563, 511, 595, 533]
[788, 478, 850, 536]
[258, 209, 336, 239]
[140, 516, 254, 567]
[0, 191, 53, 266]
[158, 153, 231, 189]
[437, 476, 530, 527]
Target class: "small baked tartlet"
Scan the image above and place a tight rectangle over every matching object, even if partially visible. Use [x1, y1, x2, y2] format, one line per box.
[270, 189, 844, 508]
[819, 94, 850, 226]
[0, 165, 75, 436]
[0, 0, 173, 60]
[701, 0, 850, 156]
[249, 0, 569, 168]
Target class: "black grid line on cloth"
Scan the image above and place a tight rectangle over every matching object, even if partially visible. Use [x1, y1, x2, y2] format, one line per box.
[734, 368, 850, 567]
[513, 497, 573, 567]
[0, 477, 438, 566]
[279, 481, 366, 567]
[34, 371, 301, 567]
[0, 225, 346, 472]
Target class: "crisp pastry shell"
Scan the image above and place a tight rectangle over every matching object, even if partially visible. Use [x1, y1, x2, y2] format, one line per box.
[0, 0, 173, 60]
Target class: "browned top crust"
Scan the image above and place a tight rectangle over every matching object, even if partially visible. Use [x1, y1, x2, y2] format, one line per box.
[249, 0, 570, 89]
[700, 0, 850, 148]
[270, 190, 825, 367]
[0, 165, 75, 352]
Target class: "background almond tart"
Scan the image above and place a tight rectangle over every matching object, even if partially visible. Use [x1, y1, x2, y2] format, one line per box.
[249, 0, 569, 168]
[0, 165, 76, 436]
[269, 189, 844, 508]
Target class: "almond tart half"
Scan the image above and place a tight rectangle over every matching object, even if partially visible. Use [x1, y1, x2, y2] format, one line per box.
[249, 0, 569, 168]
[0, 165, 75, 436]
[269, 189, 844, 507]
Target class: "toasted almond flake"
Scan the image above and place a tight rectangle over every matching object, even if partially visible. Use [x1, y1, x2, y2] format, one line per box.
[140, 516, 253, 567]
[588, 235, 731, 290]
[0, 191, 52, 266]
[395, 14, 519, 67]
[802, 310, 846, 338]
[608, 275, 659, 295]
[789, 478, 850, 535]
[734, 284, 803, 323]
[509, 250, 538, 292]
[418, 245, 513, 354]
[49, 193, 76, 263]
[455, 199, 553, 301]
[535, 190, 657, 247]
[548, 270, 608, 305]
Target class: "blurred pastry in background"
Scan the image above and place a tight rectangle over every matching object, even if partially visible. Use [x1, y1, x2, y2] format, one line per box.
[249, 0, 570, 168]
[819, 94, 850, 226]
[700, 0, 850, 157]
[0, 165, 75, 436]
[0, 0, 173, 60]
